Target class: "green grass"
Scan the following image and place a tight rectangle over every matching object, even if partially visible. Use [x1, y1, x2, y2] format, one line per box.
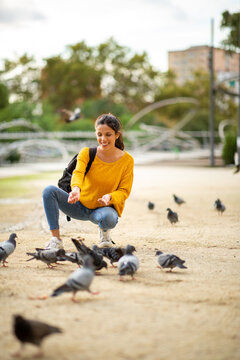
[0, 171, 61, 198]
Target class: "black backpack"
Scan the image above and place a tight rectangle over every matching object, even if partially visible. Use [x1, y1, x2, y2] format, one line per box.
[58, 147, 97, 220]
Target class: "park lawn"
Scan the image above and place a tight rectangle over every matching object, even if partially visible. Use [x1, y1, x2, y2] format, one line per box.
[0, 172, 61, 198]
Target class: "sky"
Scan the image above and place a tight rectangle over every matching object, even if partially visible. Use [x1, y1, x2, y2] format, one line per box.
[0, 0, 239, 72]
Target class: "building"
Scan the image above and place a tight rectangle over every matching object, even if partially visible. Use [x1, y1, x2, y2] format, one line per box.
[168, 45, 239, 86]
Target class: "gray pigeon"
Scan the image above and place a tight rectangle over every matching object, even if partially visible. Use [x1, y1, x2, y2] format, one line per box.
[166, 208, 179, 224]
[173, 194, 185, 205]
[26, 248, 65, 268]
[148, 201, 155, 210]
[51, 255, 98, 301]
[118, 245, 139, 280]
[0, 233, 17, 267]
[214, 199, 226, 214]
[13, 314, 62, 358]
[155, 250, 187, 272]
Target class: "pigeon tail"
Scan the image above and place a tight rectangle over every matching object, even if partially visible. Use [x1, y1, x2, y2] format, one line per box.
[0, 249, 7, 261]
[51, 284, 71, 297]
[119, 262, 137, 276]
[177, 264, 187, 269]
[48, 326, 62, 335]
[26, 252, 39, 260]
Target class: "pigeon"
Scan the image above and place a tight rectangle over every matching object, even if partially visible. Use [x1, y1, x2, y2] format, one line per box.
[26, 248, 65, 268]
[92, 244, 125, 267]
[117, 244, 139, 280]
[155, 250, 187, 272]
[173, 194, 185, 205]
[51, 255, 98, 301]
[214, 199, 226, 214]
[72, 238, 107, 272]
[148, 201, 155, 210]
[13, 314, 62, 357]
[0, 233, 17, 267]
[60, 107, 81, 123]
[166, 208, 179, 224]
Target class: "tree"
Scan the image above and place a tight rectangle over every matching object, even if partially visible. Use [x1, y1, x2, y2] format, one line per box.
[96, 38, 161, 112]
[0, 54, 39, 102]
[40, 42, 102, 110]
[221, 11, 240, 50]
[0, 83, 9, 109]
[40, 38, 162, 113]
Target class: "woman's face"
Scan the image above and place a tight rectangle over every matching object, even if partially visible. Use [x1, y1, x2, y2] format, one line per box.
[95, 124, 119, 151]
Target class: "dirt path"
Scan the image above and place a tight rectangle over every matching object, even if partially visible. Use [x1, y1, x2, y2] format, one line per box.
[0, 165, 239, 360]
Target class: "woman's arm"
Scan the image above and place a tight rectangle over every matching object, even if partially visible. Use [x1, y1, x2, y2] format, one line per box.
[68, 186, 80, 204]
[108, 160, 134, 206]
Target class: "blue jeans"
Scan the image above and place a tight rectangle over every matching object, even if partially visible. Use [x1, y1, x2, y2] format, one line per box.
[42, 185, 118, 231]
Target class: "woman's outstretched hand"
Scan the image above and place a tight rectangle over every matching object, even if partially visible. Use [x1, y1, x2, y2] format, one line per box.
[97, 194, 111, 206]
[68, 187, 80, 204]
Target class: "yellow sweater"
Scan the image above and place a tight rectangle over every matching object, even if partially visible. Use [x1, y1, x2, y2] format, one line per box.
[71, 147, 134, 216]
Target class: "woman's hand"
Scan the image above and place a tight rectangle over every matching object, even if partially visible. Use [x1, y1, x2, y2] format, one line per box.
[97, 194, 112, 206]
[68, 187, 80, 204]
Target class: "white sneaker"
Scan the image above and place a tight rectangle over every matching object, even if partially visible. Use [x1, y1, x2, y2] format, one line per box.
[45, 237, 63, 250]
[98, 228, 113, 248]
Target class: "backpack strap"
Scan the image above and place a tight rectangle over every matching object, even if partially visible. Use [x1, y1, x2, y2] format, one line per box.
[85, 147, 97, 175]
[65, 147, 97, 222]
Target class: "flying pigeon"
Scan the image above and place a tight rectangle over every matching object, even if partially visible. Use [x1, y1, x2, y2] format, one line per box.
[173, 194, 185, 205]
[148, 201, 155, 210]
[118, 244, 139, 280]
[72, 238, 107, 272]
[60, 107, 81, 123]
[13, 314, 62, 358]
[26, 248, 65, 268]
[92, 244, 125, 267]
[51, 255, 98, 301]
[155, 250, 187, 272]
[214, 199, 226, 214]
[166, 208, 179, 224]
[0, 233, 17, 267]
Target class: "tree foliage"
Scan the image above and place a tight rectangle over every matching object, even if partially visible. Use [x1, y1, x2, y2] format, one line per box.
[40, 38, 161, 112]
[0, 54, 39, 102]
[0, 83, 9, 109]
[221, 11, 240, 50]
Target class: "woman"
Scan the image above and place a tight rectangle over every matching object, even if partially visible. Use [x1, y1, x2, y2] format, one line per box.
[42, 113, 134, 249]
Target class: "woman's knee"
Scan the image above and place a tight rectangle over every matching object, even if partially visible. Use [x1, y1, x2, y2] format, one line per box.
[101, 208, 118, 229]
[42, 185, 58, 199]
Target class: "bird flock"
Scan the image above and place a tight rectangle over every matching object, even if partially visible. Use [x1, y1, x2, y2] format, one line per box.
[1, 194, 226, 357]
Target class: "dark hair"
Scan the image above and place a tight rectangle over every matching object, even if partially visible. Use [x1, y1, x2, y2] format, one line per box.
[95, 113, 124, 150]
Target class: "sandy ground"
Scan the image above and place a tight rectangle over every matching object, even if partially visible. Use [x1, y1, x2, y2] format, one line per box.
[0, 165, 239, 360]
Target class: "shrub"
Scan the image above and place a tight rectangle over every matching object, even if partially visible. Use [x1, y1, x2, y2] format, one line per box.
[222, 131, 237, 164]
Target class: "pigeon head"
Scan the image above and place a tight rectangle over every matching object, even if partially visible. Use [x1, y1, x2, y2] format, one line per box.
[13, 315, 30, 332]
[155, 250, 163, 256]
[166, 208, 172, 212]
[125, 244, 136, 255]
[92, 245, 98, 251]
[14, 314, 23, 323]
[9, 233, 17, 243]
